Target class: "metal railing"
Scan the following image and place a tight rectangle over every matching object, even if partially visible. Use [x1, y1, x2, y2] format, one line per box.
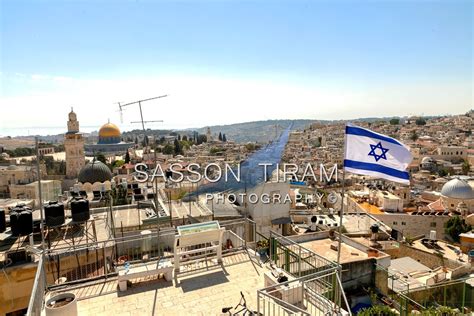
[375, 263, 473, 314]
[38, 219, 250, 289]
[257, 269, 351, 316]
[26, 255, 46, 316]
[269, 231, 339, 277]
[223, 230, 246, 253]
[42, 229, 177, 287]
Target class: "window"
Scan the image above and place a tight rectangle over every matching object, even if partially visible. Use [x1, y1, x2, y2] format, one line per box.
[393, 221, 398, 225]
[401, 222, 406, 226]
[430, 222, 436, 227]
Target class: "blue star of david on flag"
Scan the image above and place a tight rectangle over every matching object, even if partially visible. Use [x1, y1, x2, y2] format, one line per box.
[343, 124, 413, 184]
[368, 142, 389, 162]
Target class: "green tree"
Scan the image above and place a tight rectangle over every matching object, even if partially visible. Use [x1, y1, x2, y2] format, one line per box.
[218, 132, 223, 141]
[174, 139, 183, 155]
[419, 306, 458, 315]
[358, 305, 397, 316]
[163, 144, 174, 155]
[389, 118, 400, 125]
[142, 135, 149, 147]
[415, 118, 427, 126]
[462, 160, 471, 175]
[112, 160, 125, 168]
[124, 151, 130, 164]
[437, 167, 448, 177]
[445, 216, 471, 242]
[96, 152, 107, 164]
[222, 133, 227, 142]
[209, 147, 221, 155]
[410, 131, 418, 141]
[245, 143, 256, 151]
[6, 147, 35, 157]
[196, 134, 207, 145]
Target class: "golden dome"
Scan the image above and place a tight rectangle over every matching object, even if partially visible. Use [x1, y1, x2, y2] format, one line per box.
[99, 122, 121, 138]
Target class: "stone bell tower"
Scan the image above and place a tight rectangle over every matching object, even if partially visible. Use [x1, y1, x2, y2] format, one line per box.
[64, 108, 85, 179]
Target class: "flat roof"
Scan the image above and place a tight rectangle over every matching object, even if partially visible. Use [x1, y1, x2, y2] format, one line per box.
[299, 238, 368, 264]
[359, 202, 384, 215]
[62, 252, 265, 315]
[411, 239, 468, 263]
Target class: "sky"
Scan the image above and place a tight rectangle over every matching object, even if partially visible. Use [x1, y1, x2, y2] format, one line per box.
[0, 0, 472, 136]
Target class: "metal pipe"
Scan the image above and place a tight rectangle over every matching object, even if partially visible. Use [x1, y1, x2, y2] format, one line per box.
[35, 137, 46, 251]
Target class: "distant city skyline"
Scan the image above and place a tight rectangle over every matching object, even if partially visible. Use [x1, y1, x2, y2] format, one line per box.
[1, 0, 472, 136]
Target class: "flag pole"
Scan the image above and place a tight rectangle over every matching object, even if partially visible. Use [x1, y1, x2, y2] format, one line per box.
[336, 168, 345, 269]
[335, 125, 347, 311]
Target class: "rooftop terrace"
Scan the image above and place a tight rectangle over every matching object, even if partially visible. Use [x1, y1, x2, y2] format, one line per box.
[27, 220, 350, 316]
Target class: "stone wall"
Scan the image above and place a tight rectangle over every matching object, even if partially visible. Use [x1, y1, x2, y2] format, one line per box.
[372, 213, 449, 240]
[0, 262, 38, 315]
[385, 243, 470, 277]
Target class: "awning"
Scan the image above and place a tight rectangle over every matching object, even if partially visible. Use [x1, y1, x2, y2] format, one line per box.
[271, 217, 292, 225]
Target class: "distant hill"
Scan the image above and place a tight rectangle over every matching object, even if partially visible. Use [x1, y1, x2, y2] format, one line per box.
[191, 119, 317, 143]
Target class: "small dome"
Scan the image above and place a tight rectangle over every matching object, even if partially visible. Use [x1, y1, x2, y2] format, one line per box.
[78, 160, 113, 184]
[441, 178, 474, 200]
[7, 165, 18, 170]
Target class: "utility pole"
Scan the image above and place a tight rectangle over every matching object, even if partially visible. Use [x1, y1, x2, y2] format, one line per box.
[35, 137, 45, 251]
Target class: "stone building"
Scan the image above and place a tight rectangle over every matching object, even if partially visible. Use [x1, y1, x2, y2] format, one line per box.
[440, 178, 474, 213]
[8, 180, 62, 206]
[64, 109, 85, 179]
[0, 164, 37, 197]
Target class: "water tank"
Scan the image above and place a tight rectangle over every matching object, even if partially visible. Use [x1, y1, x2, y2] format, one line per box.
[0, 209, 5, 233]
[141, 230, 152, 253]
[19, 210, 33, 235]
[70, 198, 90, 222]
[44, 201, 65, 227]
[9, 211, 21, 236]
[429, 230, 437, 240]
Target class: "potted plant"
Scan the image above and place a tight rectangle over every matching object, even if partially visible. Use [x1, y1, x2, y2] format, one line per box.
[256, 239, 269, 256]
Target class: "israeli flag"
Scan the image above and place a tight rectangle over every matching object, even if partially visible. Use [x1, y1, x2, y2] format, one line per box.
[344, 123, 413, 184]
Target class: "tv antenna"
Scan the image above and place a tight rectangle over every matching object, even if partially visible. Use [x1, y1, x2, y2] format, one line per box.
[117, 95, 168, 130]
[117, 95, 168, 151]
[130, 120, 164, 124]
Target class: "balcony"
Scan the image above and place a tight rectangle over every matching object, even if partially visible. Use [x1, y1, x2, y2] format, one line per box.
[27, 219, 349, 315]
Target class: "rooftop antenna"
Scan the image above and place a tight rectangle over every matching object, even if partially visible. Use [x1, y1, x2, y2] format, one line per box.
[116, 102, 125, 123]
[116, 94, 169, 238]
[117, 95, 168, 132]
[130, 120, 164, 124]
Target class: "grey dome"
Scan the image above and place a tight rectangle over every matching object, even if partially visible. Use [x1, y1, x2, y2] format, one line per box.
[441, 178, 474, 200]
[78, 160, 113, 184]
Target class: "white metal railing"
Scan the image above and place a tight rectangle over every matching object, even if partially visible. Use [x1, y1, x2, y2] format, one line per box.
[257, 269, 351, 316]
[26, 255, 46, 316]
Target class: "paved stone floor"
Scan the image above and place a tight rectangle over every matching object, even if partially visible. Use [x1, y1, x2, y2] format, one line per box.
[75, 252, 266, 316]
